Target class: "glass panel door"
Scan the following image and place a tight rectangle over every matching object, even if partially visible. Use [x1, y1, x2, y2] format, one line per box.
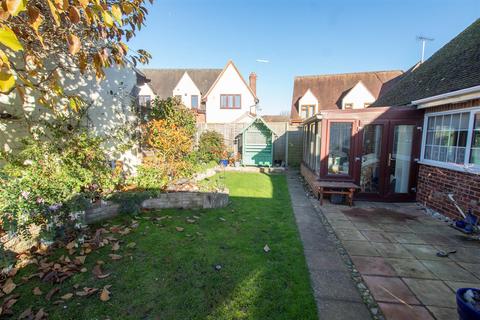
[328, 122, 352, 175]
[361, 124, 383, 193]
[389, 125, 414, 193]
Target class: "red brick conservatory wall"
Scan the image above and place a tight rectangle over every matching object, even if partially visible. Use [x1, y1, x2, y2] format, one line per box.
[417, 164, 480, 220]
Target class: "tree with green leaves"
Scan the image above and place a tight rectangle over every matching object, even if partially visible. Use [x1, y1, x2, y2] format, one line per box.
[0, 0, 151, 110]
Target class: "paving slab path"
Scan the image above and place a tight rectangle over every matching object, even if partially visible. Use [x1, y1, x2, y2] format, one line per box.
[286, 171, 372, 320]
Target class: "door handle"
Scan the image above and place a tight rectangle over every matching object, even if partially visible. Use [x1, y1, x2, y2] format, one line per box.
[388, 153, 392, 166]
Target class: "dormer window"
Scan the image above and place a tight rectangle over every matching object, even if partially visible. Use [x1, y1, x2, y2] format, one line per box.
[301, 105, 315, 118]
[344, 103, 353, 109]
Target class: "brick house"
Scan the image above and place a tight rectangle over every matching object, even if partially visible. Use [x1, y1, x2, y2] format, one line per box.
[374, 19, 480, 219]
[296, 18, 480, 220]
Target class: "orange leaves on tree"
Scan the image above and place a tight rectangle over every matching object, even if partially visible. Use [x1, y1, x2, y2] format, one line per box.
[0, 0, 152, 109]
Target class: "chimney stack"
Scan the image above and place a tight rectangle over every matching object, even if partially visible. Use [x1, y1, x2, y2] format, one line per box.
[249, 72, 257, 95]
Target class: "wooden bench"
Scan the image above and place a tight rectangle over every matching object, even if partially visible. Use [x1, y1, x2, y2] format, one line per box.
[317, 181, 360, 206]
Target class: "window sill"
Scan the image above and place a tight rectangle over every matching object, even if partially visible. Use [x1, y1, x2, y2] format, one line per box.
[418, 160, 480, 174]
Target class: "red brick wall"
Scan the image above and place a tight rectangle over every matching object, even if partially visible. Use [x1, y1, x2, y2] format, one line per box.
[301, 163, 319, 194]
[417, 164, 480, 219]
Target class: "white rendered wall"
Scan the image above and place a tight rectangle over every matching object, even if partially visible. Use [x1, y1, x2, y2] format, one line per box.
[342, 81, 375, 109]
[298, 89, 318, 118]
[172, 72, 201, 108]
[0, 65, 142, 173]
[205, 63, 256, 123]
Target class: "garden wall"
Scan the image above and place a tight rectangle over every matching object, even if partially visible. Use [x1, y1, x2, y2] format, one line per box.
[141, 191, 229, 210]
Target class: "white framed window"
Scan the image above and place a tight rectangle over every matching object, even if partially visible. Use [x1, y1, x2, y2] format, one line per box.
[300, 105, 315, 118]
[421, 106, 480, 172]
[191, 95, 199, 108]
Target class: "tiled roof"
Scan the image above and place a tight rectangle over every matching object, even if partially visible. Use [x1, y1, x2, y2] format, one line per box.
[141, 68, 222, 99]
[290, 70, 403, 120]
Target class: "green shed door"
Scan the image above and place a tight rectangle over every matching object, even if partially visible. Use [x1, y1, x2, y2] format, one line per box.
[243, 124, 273, 166]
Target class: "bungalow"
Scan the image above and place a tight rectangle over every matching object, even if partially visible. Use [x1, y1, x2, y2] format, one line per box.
[138, 60, 259, 123]
[297, 18, 480, 220]
[373, 18, 480, 219]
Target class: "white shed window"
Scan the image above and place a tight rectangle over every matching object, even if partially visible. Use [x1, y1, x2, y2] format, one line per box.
[421, 107, 480, 170]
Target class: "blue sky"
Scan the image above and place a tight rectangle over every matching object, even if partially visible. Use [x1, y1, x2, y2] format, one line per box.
[129, 0, 480, 115]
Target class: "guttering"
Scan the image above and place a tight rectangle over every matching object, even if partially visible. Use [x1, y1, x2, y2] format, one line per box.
[302, 113, 323, 125]
[412, 85, 480, 108]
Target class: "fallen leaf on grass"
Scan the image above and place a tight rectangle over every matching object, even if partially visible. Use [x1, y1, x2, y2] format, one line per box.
[34, 308, 47, 319]
[92, 264, 110, 279]
[65, 241, 76, 250]
[99, 286, 110, 302]
[33, 287, 43, 295]
[7, 268, 18, 277]
[108, 254, 122, 260]
[3, 297, 17, 310]
[2, 278, 16, 294]
[111, 242, 120, 251]
[80, 267, 87, 273]
[263, 244, 270, 253]
[75, 287, 98, 297]
[61, 293, 73, 300]
[126, 242, 136, 249]
[175, 227, 184, 232]
[219, 217, 226, 222]
[186, 219, 196, 224]
[45, 286, 60, 301]
[75, 256, 86, 264]
[18, 307, 32, 319]
[119, 227, 131, 235]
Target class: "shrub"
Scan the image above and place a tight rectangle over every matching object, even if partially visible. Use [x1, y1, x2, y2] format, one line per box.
[0, 132, 117, 237]
[198, 130, 225, 163]
[148, 97, 196, 137]
[143, 119, 193, 161]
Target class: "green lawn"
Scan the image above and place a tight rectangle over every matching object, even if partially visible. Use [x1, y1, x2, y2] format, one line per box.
[8, 173, 317, 319]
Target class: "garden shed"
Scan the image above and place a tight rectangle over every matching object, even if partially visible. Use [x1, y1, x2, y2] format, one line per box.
[238, 117, 275, 166]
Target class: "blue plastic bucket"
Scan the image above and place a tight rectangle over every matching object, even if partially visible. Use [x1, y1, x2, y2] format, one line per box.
[219, 160, 228, 167]
[456, 288, 480, 320]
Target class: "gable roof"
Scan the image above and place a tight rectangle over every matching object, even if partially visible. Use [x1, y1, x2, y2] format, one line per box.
[240, 117, 276, 136]
[141, 68, 222, 99]
[203, 60, 258, 101]
[342, 81, 375, 101]
[374, 19, 480, 107]
[290, 70, 403, 120]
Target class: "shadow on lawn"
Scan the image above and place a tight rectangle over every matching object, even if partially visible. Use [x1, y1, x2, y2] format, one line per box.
[8, 173, 317, 320]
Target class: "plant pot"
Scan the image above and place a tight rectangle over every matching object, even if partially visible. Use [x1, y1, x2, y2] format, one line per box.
[456, 288, 480, 320]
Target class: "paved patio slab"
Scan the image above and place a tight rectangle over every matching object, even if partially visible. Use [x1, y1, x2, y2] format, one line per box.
[402, 278, 457, 308]
[319, 200, 480, 320]
[362, 275, 419, 304]
[286, 172, 371, 319]
[426, 307, 458, 320]
[378, 302, 434, 320]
